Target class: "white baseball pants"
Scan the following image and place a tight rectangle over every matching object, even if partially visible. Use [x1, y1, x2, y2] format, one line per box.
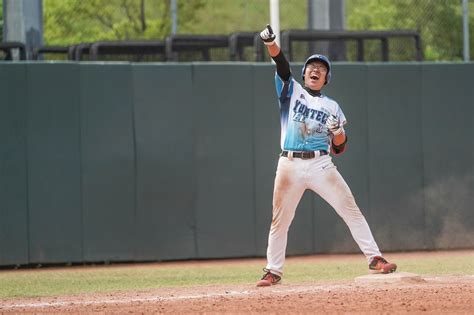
[265, 154, 382, 276]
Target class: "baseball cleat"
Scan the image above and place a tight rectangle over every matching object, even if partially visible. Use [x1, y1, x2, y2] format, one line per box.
[256, 268, 281, 287]
[369, 256, 397, 274]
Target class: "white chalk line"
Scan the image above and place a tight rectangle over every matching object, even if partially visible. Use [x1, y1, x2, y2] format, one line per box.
[4, 276, 473, 310]
[0, 284, 350, 310]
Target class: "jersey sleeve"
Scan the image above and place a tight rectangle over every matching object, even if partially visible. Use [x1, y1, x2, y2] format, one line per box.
[275, 74, 295, 104]
[335, 103, 347, 126]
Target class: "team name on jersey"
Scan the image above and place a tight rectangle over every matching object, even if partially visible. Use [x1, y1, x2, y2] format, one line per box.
[292, 100, 329, 123]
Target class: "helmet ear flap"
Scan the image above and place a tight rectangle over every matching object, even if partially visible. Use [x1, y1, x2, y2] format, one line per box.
[325, 71, 331, 85]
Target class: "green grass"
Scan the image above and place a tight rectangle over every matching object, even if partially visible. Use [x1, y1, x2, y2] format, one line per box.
[0, 252, 472, 299]
[286, 255, 474, 283]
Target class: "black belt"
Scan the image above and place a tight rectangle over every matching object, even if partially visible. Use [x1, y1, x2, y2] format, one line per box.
[281, 150, 328, 159]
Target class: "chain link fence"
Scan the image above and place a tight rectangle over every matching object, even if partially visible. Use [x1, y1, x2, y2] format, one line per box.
[13, 0, 474, 62]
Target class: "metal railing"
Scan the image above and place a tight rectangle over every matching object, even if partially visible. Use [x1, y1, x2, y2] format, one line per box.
[0, 42, 27, 60]
[280, 29, 423, 61]
[7, 29, 423, 62]
[32, 46, 69, 60]
[89, 41, 165, 61]
[69, 43, 92, 61]
[164, 34, 229, 61]
[228, 32, 265, 61]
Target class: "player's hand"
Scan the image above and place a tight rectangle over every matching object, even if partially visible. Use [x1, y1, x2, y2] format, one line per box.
[260, 24, 276, 45]
[326, 115, 343, 135]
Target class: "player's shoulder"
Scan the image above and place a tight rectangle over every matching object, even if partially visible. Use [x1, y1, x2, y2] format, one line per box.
[275, 73, 300, 86]
[320, 94, 340, 107]
[287, 76, 305, 91]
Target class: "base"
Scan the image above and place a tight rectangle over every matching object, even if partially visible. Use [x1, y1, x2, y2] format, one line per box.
[355, 272, 424, 284]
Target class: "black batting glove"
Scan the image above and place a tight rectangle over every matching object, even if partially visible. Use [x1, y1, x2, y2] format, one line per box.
[260, 24, 276, 45]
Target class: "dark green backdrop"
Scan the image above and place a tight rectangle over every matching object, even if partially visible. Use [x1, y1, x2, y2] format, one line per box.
[0, 62, 473, 266]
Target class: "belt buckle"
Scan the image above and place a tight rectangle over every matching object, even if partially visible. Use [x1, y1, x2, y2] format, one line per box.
[300, 151, 311, 159]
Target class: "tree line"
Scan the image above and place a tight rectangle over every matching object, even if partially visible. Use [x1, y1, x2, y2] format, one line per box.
[2, 0, 472, 61]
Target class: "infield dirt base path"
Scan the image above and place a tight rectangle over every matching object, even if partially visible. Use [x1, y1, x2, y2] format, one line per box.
[1, 252, 473, 314]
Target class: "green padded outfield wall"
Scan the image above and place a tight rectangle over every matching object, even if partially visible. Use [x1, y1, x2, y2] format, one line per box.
[132, 64, 196, 261]
[80, 64, 136, 262]
[193, 64, 257, 258]
[0, 64, 29, 266]
[0, 62, 472, 266]
[367, 65, 425, 251]
[26, 64, 82, 263]
[421, 64, 474, 250]
[252, 65, 282, 255]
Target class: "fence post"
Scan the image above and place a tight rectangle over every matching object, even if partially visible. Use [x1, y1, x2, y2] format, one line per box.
[462, 0, 470, 61]
[381, 37, 389, 61]
[3, 0, 43, 60]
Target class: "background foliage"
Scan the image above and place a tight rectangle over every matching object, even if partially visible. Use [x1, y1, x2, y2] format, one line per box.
[43, 0, 205, 45]
[38, 0, 474, 61]
[346, 0, 470, 61]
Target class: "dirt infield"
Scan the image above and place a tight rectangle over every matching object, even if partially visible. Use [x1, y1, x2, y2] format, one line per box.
[1, 252, 473, 313]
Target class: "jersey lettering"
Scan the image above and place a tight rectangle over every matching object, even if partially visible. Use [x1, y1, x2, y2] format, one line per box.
[293, 112, 305, 122]
[293, 100, 329, 123]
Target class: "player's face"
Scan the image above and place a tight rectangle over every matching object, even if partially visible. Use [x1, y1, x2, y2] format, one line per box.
[304, 61, 327, 91]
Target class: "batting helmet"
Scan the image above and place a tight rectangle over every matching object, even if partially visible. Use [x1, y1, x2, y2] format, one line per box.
[301, 54, 332, 85]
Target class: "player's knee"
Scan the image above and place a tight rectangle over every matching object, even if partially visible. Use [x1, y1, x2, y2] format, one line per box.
[344, 196, 360, 212]
[345, 205, 365, 220]
[335, 202, 364, 221]
[270, 210, 294, 231]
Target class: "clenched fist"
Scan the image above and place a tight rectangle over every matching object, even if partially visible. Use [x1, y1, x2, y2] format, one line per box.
[326, 115, 343, 136]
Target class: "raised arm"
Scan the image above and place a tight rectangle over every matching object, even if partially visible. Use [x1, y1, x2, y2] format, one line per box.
[260, 24, 291, 81]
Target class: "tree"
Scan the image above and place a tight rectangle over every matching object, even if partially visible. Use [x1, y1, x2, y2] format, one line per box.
[42, 0, 472, 61]
[43, 0, 204, 45]
[43, 0, 307, 45]
[181, 0, 306, 34]
[346, 0, 465, 61]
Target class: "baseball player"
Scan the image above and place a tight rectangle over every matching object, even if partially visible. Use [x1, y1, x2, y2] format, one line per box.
[256, 25, 397, 287]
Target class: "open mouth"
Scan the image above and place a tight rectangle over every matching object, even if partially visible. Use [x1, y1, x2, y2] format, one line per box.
[310, 74, 319, 80]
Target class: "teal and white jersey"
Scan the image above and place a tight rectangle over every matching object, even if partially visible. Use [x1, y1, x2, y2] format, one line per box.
[275, 73, 346, 152]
